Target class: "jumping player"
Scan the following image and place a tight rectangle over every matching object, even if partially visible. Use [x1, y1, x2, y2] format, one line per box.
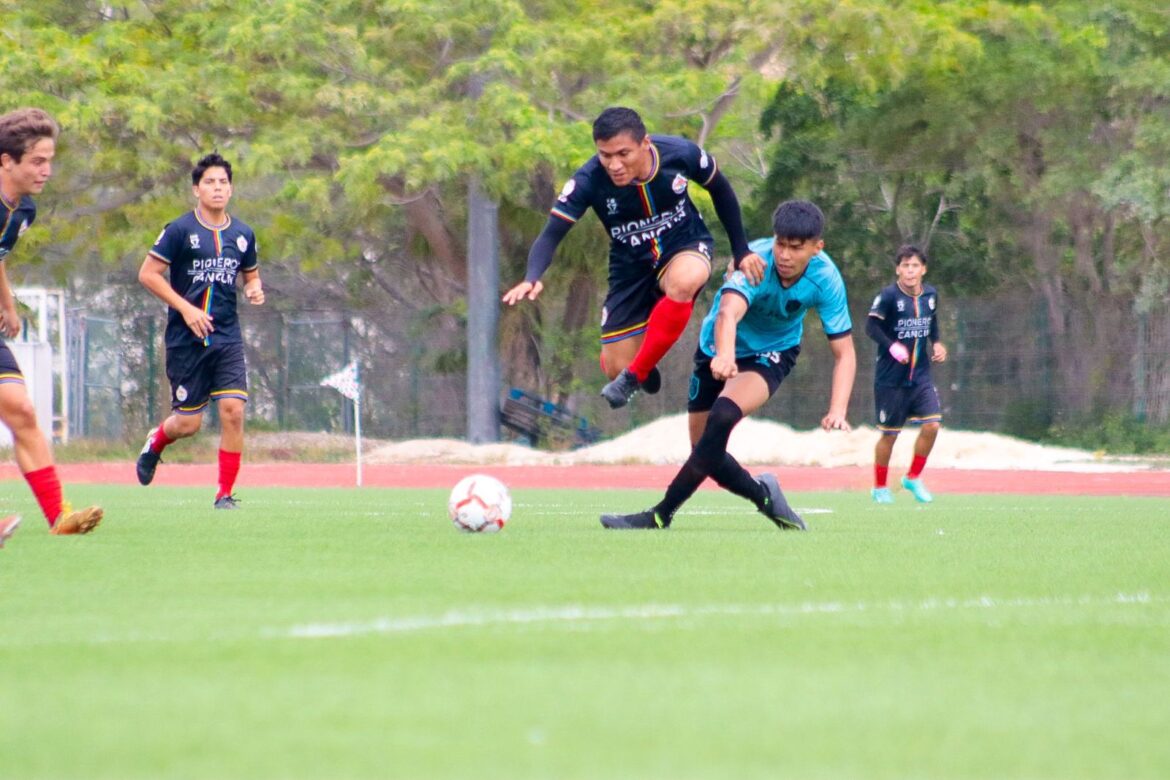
[0, 108, 103, 547]
[601, 200, 856, 530]
[866, 245, 946, 504]
[135, 153, 265, 508]
[502, 107, 765, 409]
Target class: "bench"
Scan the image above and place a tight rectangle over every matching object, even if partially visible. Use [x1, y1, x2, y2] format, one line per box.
[500, 387, 600, 448]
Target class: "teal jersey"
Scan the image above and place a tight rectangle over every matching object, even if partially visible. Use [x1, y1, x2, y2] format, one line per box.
[698, 237, 852, 358]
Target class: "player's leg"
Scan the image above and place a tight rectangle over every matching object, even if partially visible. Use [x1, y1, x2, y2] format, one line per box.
[872, 432, 898, 504]
[0, 357, 101, 535]
[137, 344, 207, 485]
[210, 344, 249, 508]
[601, 248, 710, 407]
[901, 384, 942, 503]
[873, 384, 907, 504]
[597, 269, 662, 407]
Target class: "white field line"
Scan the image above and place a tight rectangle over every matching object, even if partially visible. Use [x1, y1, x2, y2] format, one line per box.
[281, 591, 1159, 640]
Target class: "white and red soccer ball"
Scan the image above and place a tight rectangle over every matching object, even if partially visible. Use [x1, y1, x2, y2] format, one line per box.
[447, 474, 512, 533]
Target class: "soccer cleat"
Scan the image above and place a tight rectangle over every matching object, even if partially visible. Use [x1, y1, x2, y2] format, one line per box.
[641, 366, 662, 395]
[600, 368, 641, 409]
[871, 487, 894, 504]
[757, 473, 806, 530]
[0, 514, 21, 548]
[901, 476, 933, 503]
[600, 508, 667, 530]
[136, 429, 162, 485]
[51, 505, 103, 536]
[214, 495, 240, 510]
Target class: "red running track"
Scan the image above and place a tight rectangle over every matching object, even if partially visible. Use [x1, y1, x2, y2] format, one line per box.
[3, 463, 1170, 497]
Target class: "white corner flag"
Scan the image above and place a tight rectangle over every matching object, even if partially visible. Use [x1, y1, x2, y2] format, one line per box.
[321, 361, 363, 486]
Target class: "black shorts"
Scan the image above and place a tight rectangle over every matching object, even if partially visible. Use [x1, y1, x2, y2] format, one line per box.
[166, 340, 249, 415]
[875, 382, 942, 433]
[686, 345, 800, 413]
[0, 342, 24, 385]
[600, 241, 713, 344]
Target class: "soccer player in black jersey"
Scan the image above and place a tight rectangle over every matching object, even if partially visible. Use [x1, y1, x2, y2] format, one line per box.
[503, 107, 764, 409]
[0, 108, 103, 547]
[136, 153, 265, 509]
[866, 245, 947, 504]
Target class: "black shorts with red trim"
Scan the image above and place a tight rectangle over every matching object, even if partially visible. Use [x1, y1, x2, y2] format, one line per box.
[599, 241, 712, 344]
[875, 382, 942, 433]
[166, 340, 248, 415]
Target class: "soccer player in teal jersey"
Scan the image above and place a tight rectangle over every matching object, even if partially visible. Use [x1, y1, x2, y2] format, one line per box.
[866, 245, 947, 504]
[136, 153, 265, 508]
[502, 107, 765, 409]
[601, 200, 856, 530]
[0, 108, 103, 547]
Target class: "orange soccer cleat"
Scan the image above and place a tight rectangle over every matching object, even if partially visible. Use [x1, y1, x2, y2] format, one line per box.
[50, 505, 104, 536]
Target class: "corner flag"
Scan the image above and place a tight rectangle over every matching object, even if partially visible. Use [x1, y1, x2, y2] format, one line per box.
[321, 361, 361, 401]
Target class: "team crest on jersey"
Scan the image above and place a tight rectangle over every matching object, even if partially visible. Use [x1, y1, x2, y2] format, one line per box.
[928, 296, 936, 310]
[176, 385, 188, 402]
[606, 198, 618, 215]
[189, 234, 201, 249]
[671, 174, 688, 194]
[236, 235, 248, 253]
[17, 220, 29, 237]
[896, 299, 905, 312]
[557, 179, 575, 203]
[699, 150, 709, 169]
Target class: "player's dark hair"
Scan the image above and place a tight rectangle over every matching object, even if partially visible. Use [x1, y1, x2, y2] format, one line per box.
[895, 244, 927, 266]
[771, 200, 824, 240]
[592, 107, 647, 143]
[0, 108, 59, 163]
[192, 152, 233, 185]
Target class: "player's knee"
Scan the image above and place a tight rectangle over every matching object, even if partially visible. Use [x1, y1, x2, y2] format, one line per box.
[218, 401, 245, 429]
[0, 395, 39, 433]
[692, 397, 743, 471]
[172, 415, 203, 436]
[920, 422, 940, 436]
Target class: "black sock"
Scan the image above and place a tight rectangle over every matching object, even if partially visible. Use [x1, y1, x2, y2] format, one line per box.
[655, 397, 744, 520]
[710, 452, 767, 510]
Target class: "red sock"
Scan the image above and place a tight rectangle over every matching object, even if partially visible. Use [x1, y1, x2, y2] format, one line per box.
[874, 464, 889, 489]
[150, 425, 176, 455]
[24, 465, 64, 526]
[217, 449, 241, 500]
[908, 455, 928, 479]
[627, 298, 693, 381]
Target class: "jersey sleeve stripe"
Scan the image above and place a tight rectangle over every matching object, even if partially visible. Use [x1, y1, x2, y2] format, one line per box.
[550, 207, 578, 224]
[700, 158, 719, 187]
[148, 249, 172, 264]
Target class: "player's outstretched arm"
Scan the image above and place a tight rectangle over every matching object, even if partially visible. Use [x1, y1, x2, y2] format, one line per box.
[502, 280, 543, 305]
[138, 255, 214, 339]
[504, 215, 572, 306]
[821, 333, 856, 431]
[704, 171, 763, 285]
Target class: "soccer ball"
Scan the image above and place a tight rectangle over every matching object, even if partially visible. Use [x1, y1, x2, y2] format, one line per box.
[447, 474, 512, 533]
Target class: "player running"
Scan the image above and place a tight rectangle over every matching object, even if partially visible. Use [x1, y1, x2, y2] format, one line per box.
[866, 245, 946, 504]
[0, 108, 103, 546]
[502, 107, 764, 409]
[601, 200, 856, 530]
[135, 153, 265, 509]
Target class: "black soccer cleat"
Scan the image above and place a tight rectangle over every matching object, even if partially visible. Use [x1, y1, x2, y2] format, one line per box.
[214, 495, 241, 510]
[136, 433, 162, 486]
[600, 508, 668, 530]
[757, 473, 806, 530]
[641, 366, 662, 395]
[601, 368, 641, 409]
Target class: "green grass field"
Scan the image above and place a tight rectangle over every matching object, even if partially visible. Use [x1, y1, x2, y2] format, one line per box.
[2, 483, 1168, 779]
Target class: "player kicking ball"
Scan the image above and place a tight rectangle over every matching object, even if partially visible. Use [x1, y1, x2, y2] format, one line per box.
[866, 245, 946, 504]
[0, 108, 103, 545]
[601, 200, 855, 530]
[136, 153, 264, 509]
[502, 107, 763, 409]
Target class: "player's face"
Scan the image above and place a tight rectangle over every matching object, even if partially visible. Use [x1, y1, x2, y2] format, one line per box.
[2, 137, 55, 197]
[772, 236, 824, 283]
[193, 166, 233, 212]
[595, 132, 652, 186]
[896, 256, 927, 292]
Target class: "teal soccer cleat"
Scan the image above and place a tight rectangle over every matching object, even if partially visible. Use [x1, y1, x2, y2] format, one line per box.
[871, 487, 894, 504]
[901, 476, 933, 503]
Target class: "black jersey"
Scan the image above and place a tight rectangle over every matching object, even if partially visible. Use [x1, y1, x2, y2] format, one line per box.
[550, 134, 718, 266]
[0, 194, 36, 260]
[148, 209, 258, 348]
[868, 283, 941, 387]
